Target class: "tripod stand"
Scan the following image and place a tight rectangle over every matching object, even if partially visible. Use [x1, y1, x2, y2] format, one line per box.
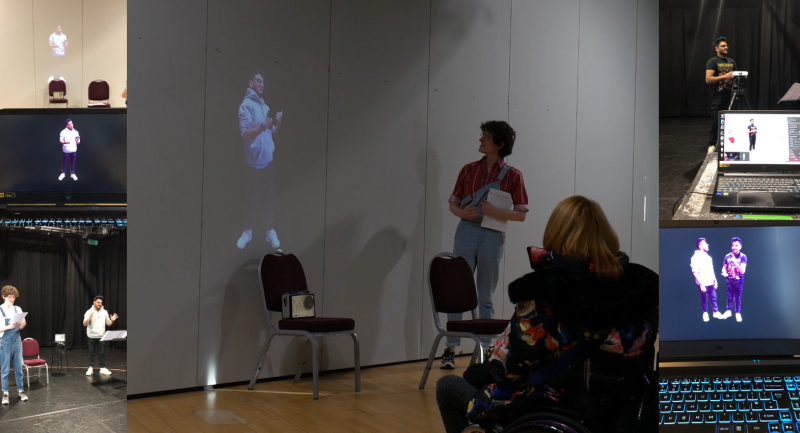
[727, 76, 752, 110]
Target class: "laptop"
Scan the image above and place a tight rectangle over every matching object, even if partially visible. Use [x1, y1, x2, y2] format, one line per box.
[710, 110, 800, 212]
[0, 108, 127, 231]
[659, 220, 800, 432]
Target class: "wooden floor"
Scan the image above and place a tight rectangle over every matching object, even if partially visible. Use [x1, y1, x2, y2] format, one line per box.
[127, 358, 466, 433]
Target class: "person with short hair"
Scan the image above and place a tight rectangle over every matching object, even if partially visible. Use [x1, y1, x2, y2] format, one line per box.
[692, 238, 721, 322]
[721, 237, 747, 322]
[705, 37, 737, 154]
[435, 196, 658, 433]
[58, 118, 80, 181]
[48, 24, 68, 82]
[747, 120, 757, 151]
[440, 120, 528, 369]
[82, 296, 119, 376]
[0, 285, 28, 405]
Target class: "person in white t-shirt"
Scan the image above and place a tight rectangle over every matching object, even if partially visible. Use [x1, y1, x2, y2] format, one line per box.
[58, 118, 80, 181]
[48, 24, 68, 82]
[690, 238, 721, 322]
[0, 285, 28, 405]
[82, 296, 118, 376]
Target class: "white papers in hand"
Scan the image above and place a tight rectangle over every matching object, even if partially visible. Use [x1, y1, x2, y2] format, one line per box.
[10, 312, 27, 324]
[481, 189, 514, 232]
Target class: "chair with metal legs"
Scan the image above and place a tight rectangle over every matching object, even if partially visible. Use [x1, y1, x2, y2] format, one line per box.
[247, 251, 360, 399]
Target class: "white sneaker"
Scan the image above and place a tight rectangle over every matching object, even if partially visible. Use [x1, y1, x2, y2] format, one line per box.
[1, 393, 8, 405]
[58, 173, 65, 181]
[267, 229, 280, 249]
[708, 145, 716, 154]
[99, 368, 112, 375]
[19, 391, 27, 402]
[86, 367, 93, 375]
[703, 312, 709, 322]
[237, 229, 252, 249]
[735, 313, 742, 322]
[71, 173, 78, 181]
[712, 311, 723, 319]
[722, 310, 732, 319]
[48, 76, 54, 83]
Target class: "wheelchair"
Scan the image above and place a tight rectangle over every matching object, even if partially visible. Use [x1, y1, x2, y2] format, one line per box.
[461, 353, 658, 433]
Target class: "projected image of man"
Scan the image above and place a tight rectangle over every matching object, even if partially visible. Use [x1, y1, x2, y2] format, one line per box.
[82, 296, 118, 376]
[748, 119, 757, 151]
[237, 68, 283, 250]
[691, 238, 721, 322]
[58, 118, 80, 181]
[721, 237, 747, 322]
[48, 24, 68, 82]
[705, 37, 736, 154]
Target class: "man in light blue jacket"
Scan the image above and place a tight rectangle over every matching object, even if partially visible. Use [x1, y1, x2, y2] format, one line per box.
[237, 68, 283, 249]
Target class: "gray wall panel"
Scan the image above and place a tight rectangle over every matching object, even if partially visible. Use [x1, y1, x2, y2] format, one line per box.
[323, 0, 430, 367]
[575, 0, 639, 255]
[127, 0, 207, 395]
[196, 0, 331, 386]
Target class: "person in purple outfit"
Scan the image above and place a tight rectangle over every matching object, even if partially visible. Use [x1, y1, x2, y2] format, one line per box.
[721, 237, 747, 322]
[691, 238, 720, 322]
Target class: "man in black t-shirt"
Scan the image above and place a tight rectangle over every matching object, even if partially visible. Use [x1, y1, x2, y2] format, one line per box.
[706, 37, 737, 154]
[747, 119, 757, 150]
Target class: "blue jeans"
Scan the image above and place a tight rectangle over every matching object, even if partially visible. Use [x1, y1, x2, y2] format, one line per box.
[1, 326, 24, 393]
[447, 219, 505, 347]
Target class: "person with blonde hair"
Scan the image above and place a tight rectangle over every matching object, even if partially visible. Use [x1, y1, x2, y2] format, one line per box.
[0, 285, 28, 405]
[436, 196, 658, 433]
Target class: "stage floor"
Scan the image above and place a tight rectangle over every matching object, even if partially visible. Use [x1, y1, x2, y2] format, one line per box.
[0, 346, 126, 433]
[659, 116, 710, 219]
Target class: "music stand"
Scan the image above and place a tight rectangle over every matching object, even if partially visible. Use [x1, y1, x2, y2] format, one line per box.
[101, 330, 127, 389]
[778, 83, 800, 104]
[51, 334, 68, 376]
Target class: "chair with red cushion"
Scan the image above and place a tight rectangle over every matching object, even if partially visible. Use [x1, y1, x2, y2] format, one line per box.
[48, 80, 68, 107]
[21, 338, 49, 387]
[419, 253, 510, 389]
[247, 251, 360, 399]
[87, 80, 111, 107]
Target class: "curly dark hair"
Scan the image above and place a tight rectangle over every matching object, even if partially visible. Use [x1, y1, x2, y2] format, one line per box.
[714, 36, 727, 49]
[480, 120, 516, 159]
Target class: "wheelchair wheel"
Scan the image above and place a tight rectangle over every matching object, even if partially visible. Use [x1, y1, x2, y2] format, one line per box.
[502, 411, 593, 433]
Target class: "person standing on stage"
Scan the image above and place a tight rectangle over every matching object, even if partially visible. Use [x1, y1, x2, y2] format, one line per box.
[440, 120, 528, 369]
[705, 37, 737, 154]
[0, 286, 27, 405]
[82, 296, 118, 376]
[48, 24, 68, 82]
[237, 68, 283, 250]
[58, 118, 80, 181]
[748, 120, 757, 151]
[721, 237, 747, 322]
[691, 238, 721, 322]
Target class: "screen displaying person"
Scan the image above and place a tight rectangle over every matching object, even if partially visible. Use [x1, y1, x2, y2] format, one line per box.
[748, 119, 757, 151]
[705, 37, 736, 154]
[58, 118, 80, 181]
[721, 237, 747, 322]
[0, 286, 28, 405]
[237, 68, 283, 250]
[82, 296, 119, 376]
[48, 24, 68, 82]
[440, 120, 528, 369]
[691, 238, 721, 322]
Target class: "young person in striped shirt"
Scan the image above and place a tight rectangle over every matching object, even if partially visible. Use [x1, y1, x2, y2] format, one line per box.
[440, 120, 528, 369]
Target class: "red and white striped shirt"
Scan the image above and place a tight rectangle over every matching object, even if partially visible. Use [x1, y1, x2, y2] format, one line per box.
[449, 157, 528, 211]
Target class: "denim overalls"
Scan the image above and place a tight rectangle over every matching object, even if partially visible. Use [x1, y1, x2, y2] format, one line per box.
[448, 165, 511, 348]
[0, 306, 24, 393]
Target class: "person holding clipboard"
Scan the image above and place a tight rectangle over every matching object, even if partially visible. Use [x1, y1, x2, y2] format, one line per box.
[440, 120, 529, 369]
[0, 285, 28, 405]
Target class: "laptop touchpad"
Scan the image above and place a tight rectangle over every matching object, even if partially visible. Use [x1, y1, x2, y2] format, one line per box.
[738, 192, 774, 206]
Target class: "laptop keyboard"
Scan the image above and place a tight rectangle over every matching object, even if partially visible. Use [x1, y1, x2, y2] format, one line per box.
[660, 376, 800, 432]
[717, 178, 800, 193]
[0, 217, 126, 228]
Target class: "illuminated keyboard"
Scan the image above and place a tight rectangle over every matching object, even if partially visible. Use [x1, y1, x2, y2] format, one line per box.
[716, 178, 800, 193]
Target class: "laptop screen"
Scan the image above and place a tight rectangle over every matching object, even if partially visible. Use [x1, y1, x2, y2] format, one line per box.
[0, 108, 126, 205]
[660, 221, 800, 359]
[719, 110, 800, 167]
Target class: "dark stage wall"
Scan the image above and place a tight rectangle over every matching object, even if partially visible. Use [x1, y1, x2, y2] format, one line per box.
[0, 230, 126, 350]
[660, 0, 800, 116]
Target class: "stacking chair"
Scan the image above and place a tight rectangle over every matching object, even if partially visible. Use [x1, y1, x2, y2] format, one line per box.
[21, 338, 49, 387]
[87, 80, 111, 107]
[419, 253, 509, 389]
[247, 250, 360, 399]
[48, 80, 68, 107]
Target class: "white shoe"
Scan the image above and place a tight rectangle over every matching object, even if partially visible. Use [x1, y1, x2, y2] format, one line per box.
[236, 229, 252, 249]
[735, 313, 742, 322]
[712, 311, 723, 319]
[58, 173, 65, 181]
[722, 310, 732, 319]
[99, 368, 112, 375]
[71, 173, 78, 181]
[86, 367, 93, 375]
[703, 312, 709, 322]
[48, 76, 54, 83]
[267, 229, 280, 248]
[708, 145, 716, 154]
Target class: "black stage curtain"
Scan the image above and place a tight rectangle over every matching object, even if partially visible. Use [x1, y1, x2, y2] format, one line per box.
[0, 230, 126, 350]
[660, 0, 800, 116]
